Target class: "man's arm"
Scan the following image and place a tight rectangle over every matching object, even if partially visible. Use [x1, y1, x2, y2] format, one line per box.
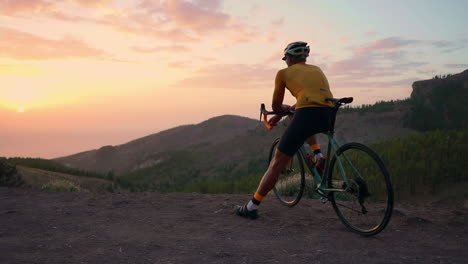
[269, 70, 292, 126]
[272, 70, 289, 112]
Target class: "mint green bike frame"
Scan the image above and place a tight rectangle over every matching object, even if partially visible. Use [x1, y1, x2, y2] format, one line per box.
[296, 132, 358, 197]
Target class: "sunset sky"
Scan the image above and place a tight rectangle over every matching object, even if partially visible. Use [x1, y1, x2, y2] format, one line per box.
[1, 0, 467, 158]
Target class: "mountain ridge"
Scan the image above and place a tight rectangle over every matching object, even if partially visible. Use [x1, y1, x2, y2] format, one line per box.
[55, 114, 259, 174]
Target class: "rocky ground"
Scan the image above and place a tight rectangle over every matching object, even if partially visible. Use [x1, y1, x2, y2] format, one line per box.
[0, 187, 466, 264]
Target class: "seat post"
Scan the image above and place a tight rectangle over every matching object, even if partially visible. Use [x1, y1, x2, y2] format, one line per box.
[329, 106, 339, 135]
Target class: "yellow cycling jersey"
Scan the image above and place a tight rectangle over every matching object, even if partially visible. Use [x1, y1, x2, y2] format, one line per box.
[273, 64, 334, 109]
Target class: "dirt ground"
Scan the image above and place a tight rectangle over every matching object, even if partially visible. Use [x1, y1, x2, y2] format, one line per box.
[0, 187, 466, 264]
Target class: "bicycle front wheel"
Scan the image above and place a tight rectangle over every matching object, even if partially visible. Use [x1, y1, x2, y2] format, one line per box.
[328, 143, 393, 236]
[270, 139, 305, 207]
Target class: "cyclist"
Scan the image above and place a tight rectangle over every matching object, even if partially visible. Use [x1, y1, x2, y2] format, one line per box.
[236, 41, 334, 219]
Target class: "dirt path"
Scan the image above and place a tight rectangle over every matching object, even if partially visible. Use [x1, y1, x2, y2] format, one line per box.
[0, 187, 466, 264]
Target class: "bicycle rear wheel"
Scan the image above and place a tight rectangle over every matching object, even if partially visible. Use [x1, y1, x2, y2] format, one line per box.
[270, 139, 305, 207]
[328, 143, 393, 236]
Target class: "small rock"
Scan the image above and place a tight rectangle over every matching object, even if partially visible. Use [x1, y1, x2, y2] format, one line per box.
[406, 216, 432, 225]
[394, 207, 411, 216]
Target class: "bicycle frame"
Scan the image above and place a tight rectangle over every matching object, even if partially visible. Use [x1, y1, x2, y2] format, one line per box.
[260, 97, 356, 197]
[260, 98, 393, 236]
[297, 132, 363, 197]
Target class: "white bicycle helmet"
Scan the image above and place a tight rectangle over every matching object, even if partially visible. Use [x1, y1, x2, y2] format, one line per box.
[282, 41, 310, 60]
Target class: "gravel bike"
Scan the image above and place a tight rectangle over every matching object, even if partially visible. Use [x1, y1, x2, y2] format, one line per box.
[260, 97, 393, 236]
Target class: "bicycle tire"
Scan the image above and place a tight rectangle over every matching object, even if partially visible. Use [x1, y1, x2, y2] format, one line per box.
[327, 142, 393, 236]
[270, 138, 305, 207]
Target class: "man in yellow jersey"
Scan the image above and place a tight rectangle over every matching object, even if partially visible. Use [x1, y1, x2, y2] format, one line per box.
[236, 41, 334, 219]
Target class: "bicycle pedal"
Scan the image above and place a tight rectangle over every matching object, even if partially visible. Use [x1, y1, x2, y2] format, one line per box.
[317, 189, 328, 203]
[319, 197, 328, 204]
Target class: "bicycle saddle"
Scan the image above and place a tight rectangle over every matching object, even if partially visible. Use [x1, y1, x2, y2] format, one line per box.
[326, 97, 354, 105]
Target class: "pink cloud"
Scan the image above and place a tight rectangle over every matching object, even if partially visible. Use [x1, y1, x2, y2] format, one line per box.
[353, 37, 419, 54]
[327, 55, 373, 75]
[165, 0, 229, 33]
[131, 44, 190, 53]
[111, 1, 266, 43]
[0, 0, 89, 22]
[118, 23, 198, 42]
[0, 0, 55, 15]
[0, 0, 55, 16]
[137, 0, 164, 13]
[167, 61, 192, 69]
[69, 0, 113, 7]
[192, 0, 222, 10]
[173, 64, 277, 89]
[1, 0, 275, 45]
[0, 27, 105, 60]
[320, 36, 433, 94]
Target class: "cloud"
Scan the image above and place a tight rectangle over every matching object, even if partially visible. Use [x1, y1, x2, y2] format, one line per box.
[327, 37, 429, 78]
[363, 31, 378, 37]
[172, 64, 277, 89]
[165, 0, 229, 33]
[331, 77, 419, 88]
[271, 18, 284, 26]
[167, 61, 192, 69]
[353, 37, 420, 54]
[69, 0, 113, 7]
[441, 46, 466, 54]
[444, 63, 468, 69]
[432, 40, 452, 48]
[92, 1, 264, 43]
[327, 56, 368, 75]
[431, 39, 468, 53]
[0, 0, 92, 23]
[1, 0, 270, 44]
[0, 0, 55, 15]
[322, 36, 434, 92]
[131, 44, 190, 53]
[195, 56, 217, 62]
[417, 69, 437, 75]
[0, 27, 105, 60]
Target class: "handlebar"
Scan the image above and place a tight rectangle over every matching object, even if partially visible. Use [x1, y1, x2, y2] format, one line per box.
[259, 97, 353, 130]
[259, 103, 294, 130]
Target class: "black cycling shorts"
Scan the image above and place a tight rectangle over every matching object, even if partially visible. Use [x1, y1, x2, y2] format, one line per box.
[277, 107, 333, 157]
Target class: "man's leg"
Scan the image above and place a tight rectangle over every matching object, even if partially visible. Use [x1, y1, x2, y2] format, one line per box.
[255, 149, 291, 196]
[306, 134, 326, 176]
[307, 134, 324, 159]
[235, 149, 291, 219]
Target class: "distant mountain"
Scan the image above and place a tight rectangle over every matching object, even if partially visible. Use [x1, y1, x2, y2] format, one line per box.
[55, 115, 262, 175]
[55, 110, 414, 177]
